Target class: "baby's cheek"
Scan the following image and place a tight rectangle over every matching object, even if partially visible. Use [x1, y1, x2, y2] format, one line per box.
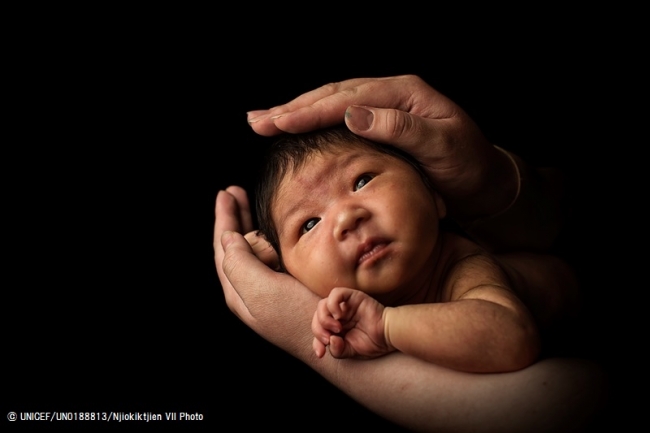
[312, 263, 348, 298]
[286, 244, 351, 298]
[308, 268, 336, 298]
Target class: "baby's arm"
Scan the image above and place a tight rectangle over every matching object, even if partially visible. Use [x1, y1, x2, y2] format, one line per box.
[384, 254, 540, 373]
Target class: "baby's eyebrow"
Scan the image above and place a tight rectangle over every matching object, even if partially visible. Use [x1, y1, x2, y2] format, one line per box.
[274, 152, 366, 237]
[276, 196, 309, 236]
[273, 179, 317, 240]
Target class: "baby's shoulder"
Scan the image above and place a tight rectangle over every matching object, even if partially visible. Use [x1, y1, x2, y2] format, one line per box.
[442, 233, 498, 269]
[438, 234, 510, 301]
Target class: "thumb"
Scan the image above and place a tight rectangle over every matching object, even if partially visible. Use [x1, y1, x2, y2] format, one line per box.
[220, 230, 286, 315]
[221, 230, 321, 347]
[218, 230, 255, 321]
[328, 335, 356, 359]
[221, 230, 270, 288]
[344, 105, 451, 159]
[221, 229, 247, 252]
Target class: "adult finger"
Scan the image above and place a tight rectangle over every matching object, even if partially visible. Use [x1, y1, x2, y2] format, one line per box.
[247, 79, 367, 136]
[247, 77, 378, 123]
[344, 105, 453, 161]
[244, 231, 280, 270]
[271, 76, 409, 134]
[246, 79, 368, 136]
[268, 77, 376, 115]
[248, 76, 414, 136]
[343, 104, 497, 203]
[214, 189, 243, 266]
[225, 185, 253, 234]
[214, 188, 249, 262]
[214, 191, 250, 320]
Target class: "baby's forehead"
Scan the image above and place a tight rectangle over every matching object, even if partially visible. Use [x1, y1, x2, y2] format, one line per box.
[272, 145, 404, 204]
[271, 147, 388, 218]
[284, 147, 388, 185]
[293, 145, 388, 172]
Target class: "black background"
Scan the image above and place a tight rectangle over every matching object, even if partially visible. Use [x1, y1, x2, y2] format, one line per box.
[4, 14, 637, 432]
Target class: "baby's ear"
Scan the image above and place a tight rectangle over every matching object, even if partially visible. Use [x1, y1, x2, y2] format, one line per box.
[432, 191, 446, 219]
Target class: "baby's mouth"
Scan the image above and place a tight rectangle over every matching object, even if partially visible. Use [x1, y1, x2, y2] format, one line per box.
[357, 239, 390, 266]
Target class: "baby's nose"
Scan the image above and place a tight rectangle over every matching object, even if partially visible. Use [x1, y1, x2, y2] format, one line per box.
[333, 206, 370, 241]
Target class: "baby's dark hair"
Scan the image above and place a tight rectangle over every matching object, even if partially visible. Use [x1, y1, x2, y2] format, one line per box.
[255, 125, 435, 270]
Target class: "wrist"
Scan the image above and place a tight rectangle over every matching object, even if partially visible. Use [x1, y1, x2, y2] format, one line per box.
[489, 146, 522, 217]
[382, 307, 396, 353]
[458, 151, 565, 253]
[455, 145, 521, 224]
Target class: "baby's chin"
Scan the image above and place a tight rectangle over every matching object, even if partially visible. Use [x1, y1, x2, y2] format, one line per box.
[363, 278, 430, 306]
[344, 283, 403, 304]
[299, 276, 403, 302]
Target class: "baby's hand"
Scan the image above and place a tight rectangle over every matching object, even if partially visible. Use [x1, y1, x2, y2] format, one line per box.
[311, 287, 392, 359]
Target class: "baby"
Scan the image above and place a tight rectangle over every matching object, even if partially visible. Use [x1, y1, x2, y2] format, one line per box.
[255, 126, 570, 373]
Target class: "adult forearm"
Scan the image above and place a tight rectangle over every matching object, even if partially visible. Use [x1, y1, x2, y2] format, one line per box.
[310, 353, 605, 433]
[242, 298, 601, 432]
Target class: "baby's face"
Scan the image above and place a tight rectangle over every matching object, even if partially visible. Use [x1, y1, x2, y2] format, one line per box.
[272, 148, 445, 302]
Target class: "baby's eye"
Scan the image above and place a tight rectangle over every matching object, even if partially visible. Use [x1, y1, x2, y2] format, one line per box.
[301, 218, 320, 235]
[354, 174, 373, 191]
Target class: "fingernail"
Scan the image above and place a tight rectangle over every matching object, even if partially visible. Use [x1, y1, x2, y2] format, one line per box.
[345, 105, 374, 131]
[247, 110, 267, 117]
[270, 113, 287, 120]
[246, 110, 269, 124]
[247, 233, 262, 248]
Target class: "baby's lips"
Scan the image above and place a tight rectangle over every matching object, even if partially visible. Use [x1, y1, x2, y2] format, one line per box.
[356, 237, 390, 266]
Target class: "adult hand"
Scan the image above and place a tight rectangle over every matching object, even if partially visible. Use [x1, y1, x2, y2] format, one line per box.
[246, 75, 517, 221]
[214, 186, 318, 356]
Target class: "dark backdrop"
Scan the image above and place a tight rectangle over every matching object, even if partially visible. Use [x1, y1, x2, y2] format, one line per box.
[4, 22, 633, 431]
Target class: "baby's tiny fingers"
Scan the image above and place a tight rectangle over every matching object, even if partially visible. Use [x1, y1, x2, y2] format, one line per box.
[327, 288, 353, 320]
[322, 317, 342, 334]
[313, 337, 327, 358]
[314, 299, 341, 332]
[312, 308, 337, 345]
[328, 335, 352, 359]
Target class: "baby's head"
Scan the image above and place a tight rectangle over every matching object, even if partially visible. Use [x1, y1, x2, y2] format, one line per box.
[256, 125, 446, 300]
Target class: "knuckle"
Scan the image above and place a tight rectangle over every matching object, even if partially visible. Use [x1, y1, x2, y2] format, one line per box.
[321, 81, 344, 94]
[403, 74, 424, 85]
[339, 85, 361, 99]
[389, 108, 422, 138]
[331, 287, 346, 300]
[222, 249, 245, 278]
